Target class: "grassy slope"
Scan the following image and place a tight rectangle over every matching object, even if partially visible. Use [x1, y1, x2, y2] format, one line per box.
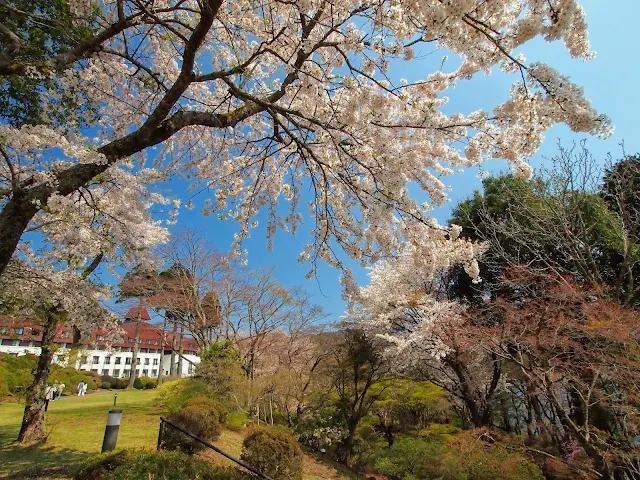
[0, 390, 352, 480]
[0, 390, 159, 478]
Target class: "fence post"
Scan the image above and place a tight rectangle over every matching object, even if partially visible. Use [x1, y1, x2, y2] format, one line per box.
[156, 419, 164, 451]
[101, 410, 122, 453]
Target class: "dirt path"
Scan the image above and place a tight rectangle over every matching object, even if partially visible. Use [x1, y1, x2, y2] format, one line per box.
[205, 430, 353, 480]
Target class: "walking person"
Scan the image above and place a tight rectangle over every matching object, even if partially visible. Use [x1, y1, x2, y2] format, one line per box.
[56, 383, 65, 400]
[44, 385, 54, 411]
[77, 381, 85, 397]
[51, 383, 59, 401]
[81, 381, 87, 396]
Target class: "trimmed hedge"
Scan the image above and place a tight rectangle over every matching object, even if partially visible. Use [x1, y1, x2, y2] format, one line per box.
[137, 376, 157, 389]
[162, 396, 225, 454]
[74, 449, 253, 480]
[241, 427, 303, 480]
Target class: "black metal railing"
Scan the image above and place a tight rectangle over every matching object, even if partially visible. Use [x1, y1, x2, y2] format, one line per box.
[157, 417, 274, 480]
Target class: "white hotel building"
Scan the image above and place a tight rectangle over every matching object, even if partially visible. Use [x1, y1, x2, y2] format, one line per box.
[0, 306, 200, 378]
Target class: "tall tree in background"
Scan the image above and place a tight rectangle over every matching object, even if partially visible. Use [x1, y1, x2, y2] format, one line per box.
[0, 0, 611, 284]
[602, 154, 640, 304]
[450, 142, 640, 305]
[329, 328, 389, 465]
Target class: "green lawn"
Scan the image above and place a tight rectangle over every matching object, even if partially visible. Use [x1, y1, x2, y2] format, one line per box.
[0, 390, 353, 480]
[0, 389, 162, 478]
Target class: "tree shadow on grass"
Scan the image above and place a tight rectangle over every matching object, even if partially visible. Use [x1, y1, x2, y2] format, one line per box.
[0, 435, 91, 479]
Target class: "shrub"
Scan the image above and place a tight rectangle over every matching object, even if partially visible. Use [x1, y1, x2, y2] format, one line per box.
[295, 409, 347, 453]
[0, 353, 36, 398]
[74, 449, 253, 480]
[101, 382, 112, 390]
[241, 427, 303, 480]
[154, 378, 211, 412]
[440, 429, 545, 480]
[197, 341, 246, 401]
[133, 377, 143, 390]
[113, 378, 128, 389]
[226, 411, 249, 431]
[0, 367, 8, 399]
[417, 423, 462, 439]
[162, 396, 225, 454]
[137, 376, 157, 389]
[375, 436, 444, 480]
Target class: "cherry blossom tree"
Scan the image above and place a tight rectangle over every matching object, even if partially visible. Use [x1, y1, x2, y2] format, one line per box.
[0, 256, 119, 442]
[0, 0, 611, 280]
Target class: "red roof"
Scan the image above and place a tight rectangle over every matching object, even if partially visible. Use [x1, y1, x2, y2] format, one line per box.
[0, 317, 199, 354]
[124, 306, 151, 321]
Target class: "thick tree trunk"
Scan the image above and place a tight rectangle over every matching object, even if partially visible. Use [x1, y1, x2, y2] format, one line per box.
[445, 354, 495, 427]
[18, 312, 58, 443]
[127, 320, 140, 388]
[0, 194, 39, 278]
[342, 421, 358, 466]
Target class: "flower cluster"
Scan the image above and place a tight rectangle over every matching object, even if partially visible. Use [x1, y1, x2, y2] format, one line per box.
[1, 0, 610, 282]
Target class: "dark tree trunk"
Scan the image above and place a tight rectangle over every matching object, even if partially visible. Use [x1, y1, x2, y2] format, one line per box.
[169, 318, 177, 376]
[18, 311, 58, 443]
[342, 421, 358, 466]
[0, 194, 39, 278]
[501, 397, 512, 433]
[157, 315, 167, 386]
[445, 354, 495, 427]
[177, 324, 184, 377]
[127, 320, 140, 388]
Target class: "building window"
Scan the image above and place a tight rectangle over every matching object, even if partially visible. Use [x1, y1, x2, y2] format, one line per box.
[95, 346, 103, 351]
[188, 363, 194, 374]
[142, 369, 148, 376]
[32, 329, 40, 336]
[97, 335, 104, 341]
[63, 331, 71, 338]
[146, 339, 152, 344]
[105, 356, 111, 364]
[128, 337, 135, 343]
[92, 356, 100, 364]
[144, 358, 150, 365]
[153, 358, 158, 366]
[138, 339, 143, 344]
[123, 370, 130, 378]
[136, 358, 141, 365]
[0, 326, 6, 334]
[115, 357, 121, 365]
[154, 340, 159, 345]
[102, 369, 109, 375]
[15, 327, 24, 335]
[113, 369, 120, 377]
[151, 369, 158, 377]
[125, 358, 131, 365]
[19, 341, 31, 347]
[91, 369, 98, 373]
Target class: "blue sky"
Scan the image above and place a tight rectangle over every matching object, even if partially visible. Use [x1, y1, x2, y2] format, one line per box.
[159, 0, 640, 321]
